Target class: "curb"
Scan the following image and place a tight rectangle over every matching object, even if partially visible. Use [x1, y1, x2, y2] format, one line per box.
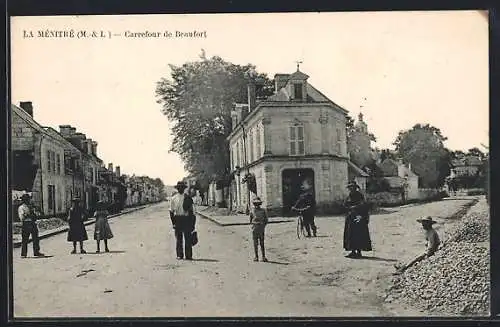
[196, 211, 293, 227]
[12, 204, 151, 248]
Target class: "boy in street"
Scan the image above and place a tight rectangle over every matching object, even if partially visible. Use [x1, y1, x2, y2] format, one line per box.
[394, 216, 441, 273]
[18, 193, 45, 258]
[292, 179, 317, 237]
[249, 197, 268, 262]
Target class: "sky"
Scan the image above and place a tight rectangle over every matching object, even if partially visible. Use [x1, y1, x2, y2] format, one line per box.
[11, 11, 489, 186]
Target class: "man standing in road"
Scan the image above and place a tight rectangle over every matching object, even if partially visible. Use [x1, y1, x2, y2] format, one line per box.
[292, 178, 317, 237]
[169, 181, 196, 260]
[18, 193, 45, 258]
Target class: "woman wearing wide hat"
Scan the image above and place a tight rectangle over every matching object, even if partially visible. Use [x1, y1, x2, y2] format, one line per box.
[93, 200, 113, 253]
[67, 197, 88, 254]
[343, 181, 372, 258]
[169, 181, 196, 260]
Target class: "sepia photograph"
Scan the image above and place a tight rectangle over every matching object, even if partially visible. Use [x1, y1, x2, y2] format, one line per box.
[9, 10, 489, 318]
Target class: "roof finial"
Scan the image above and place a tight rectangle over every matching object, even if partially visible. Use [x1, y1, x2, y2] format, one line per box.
[358, 112, 364, 121]
[295, 60, 303, 71]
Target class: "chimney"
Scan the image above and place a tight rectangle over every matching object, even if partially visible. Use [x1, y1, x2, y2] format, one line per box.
[274, 74, 289, 94]
[91, 141, 97, 156]
[247, 82, 256, 111]
[115, 166, 121, 177]
[87, 138, 93, 154]
[73, 133, 86, 150]
[108, 163, 113, 172]
[19, 101, 33, 117]
[59, 125, 72, 138]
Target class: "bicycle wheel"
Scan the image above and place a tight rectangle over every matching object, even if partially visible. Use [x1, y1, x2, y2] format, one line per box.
[296, 217, 302, 239]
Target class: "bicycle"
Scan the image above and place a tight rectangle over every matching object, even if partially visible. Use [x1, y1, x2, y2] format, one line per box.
[291, 206, 310, 239]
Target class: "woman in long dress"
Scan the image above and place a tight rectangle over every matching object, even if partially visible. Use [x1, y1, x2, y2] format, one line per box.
[343, 181, 372, 258]
[67, 198, 88, 254]
[93, 201, 113, 253]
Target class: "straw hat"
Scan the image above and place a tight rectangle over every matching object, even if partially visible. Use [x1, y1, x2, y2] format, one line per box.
[252, 197, 263, 205]
[416, 216, 437, 225]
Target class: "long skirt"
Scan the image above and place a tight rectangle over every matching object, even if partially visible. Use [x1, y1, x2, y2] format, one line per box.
[94, 217, 114, 241]
[343, 214, 372, 251]
[67, 220, 88, 242]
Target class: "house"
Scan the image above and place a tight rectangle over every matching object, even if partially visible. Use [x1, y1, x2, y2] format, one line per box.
[378, 158, 419, 200]
[450, 156, 483, 178]
[57, 125, 103, 212]
[227, 68, 351, 216]
[12, 102, 80, 216]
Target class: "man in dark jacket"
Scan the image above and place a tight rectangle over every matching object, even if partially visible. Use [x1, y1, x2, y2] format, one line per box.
[169, 181, 196, 260]
[292, 179, 317, 237]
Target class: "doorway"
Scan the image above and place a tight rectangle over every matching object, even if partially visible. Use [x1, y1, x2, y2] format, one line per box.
[282, 168, 315, 216]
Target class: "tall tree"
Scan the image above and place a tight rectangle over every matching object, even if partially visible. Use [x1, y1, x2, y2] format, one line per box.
[393, 124, 450, 188]
[156, 53, 274, 182]
[467, 147, 486, 160]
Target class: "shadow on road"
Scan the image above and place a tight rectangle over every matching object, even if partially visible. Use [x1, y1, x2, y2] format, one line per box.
[191, 258, 219, 262]
[85, 250, 127, 255]
[360, 256, 398, 262]
[264, 260, 290, 265]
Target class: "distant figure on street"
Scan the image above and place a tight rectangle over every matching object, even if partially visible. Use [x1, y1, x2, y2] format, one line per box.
[18, 193, 45, 258]
[249, 197, 268, 262]
[194, 190, 202, 207]
[67, 197, 88, 254]
[343, 181, 372, 258]
[169, 181, 196, 260]
[395, 216, 441, 273]
[291, 178, 317, 237]
[93, 201, 113, 253]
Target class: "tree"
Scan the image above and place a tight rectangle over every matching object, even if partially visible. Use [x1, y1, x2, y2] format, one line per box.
[467, 147, 486, 160]
[156, 53, 274, 182]
[393, 124, 450, 188]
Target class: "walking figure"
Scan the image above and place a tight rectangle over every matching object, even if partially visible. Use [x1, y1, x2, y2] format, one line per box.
[169, 181, 196, 260]
[292, 178, 317, 237]
[93, 201, 113, 253]
[249, 197, 268, 262]
[67, 197, 88, 254]
[18, 193, 45, 258]
[343, 181, 372, 258]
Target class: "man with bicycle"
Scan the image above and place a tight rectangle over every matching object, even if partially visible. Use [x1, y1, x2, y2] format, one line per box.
[291, 178, 317, 237]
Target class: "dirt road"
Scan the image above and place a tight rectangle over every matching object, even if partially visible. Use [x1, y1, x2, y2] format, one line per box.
[12, 198, 474, 317]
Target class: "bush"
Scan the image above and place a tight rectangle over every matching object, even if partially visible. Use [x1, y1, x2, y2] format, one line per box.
[467, 189, 485, 196]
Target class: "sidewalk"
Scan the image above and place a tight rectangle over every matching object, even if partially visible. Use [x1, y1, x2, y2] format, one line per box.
[12, 204, 152, 248]
[196, 206, 294, 226]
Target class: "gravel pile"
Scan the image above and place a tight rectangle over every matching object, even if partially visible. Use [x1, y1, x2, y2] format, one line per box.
[387, 201, 490, 316]
[447, 211, 489, 243]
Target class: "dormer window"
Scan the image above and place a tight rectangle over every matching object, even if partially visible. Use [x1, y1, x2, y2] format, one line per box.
[293, 83, 303, 100]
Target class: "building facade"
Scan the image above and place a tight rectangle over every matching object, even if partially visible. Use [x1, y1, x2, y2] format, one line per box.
[227, 69, 351, 216]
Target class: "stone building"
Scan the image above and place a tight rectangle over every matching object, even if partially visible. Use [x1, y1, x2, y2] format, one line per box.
[12, 103, 77, 216]
[227, 68, 352, 215]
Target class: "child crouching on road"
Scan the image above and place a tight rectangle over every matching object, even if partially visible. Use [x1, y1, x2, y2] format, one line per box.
[249, 197, 268, 262]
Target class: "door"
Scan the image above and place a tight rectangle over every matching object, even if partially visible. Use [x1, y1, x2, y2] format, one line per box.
[47, 185, 56, 216]
[281, 168, 315, 216]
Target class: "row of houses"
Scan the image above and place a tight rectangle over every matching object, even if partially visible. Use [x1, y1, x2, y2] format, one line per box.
[12, 102, 163, 219]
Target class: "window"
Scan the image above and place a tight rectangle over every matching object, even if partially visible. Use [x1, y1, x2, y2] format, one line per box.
[47, 185, 55, 213]
[50, 151, 56, 173]
[248, 129, 254, 163]
[289, 124, 305, 156]
[46, 150, 51, 173]
[336, 128, 342, 154]
[56, 154, 61, 175]
[294, 83, 303, 100]
[256, 125, 261, 159]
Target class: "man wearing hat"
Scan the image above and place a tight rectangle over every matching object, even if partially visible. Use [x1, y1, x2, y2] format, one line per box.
[249, 196, 268, 262]
[18, 193, 45, 258]
[169, 181, 196, 260]
[417, 216, 441, 257]
[394, 216, 441, 273]
[291, 178, 317, 237]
